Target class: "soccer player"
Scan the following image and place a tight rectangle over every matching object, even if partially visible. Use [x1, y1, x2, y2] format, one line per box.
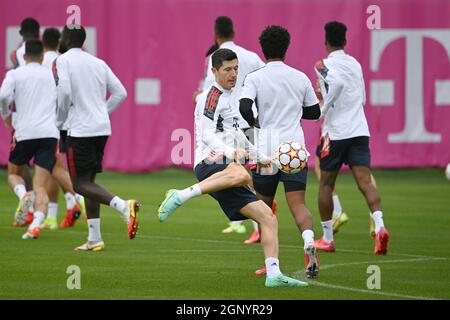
[56, 25, 138, 251]
[197, 16, 273, 243]
[313, 81, 349, 234]
[239, 25, 321, 278]
[39, 27, 85, 230]
[313, 21, 389, 255]
[7, 17, 40, 227]
[0, 40, 67, 239]
[158, 48, 308, 287]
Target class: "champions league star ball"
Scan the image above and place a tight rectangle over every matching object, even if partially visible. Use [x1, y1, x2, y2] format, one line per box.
[274, 141, 309, 174]
[445, 163, 450, 181]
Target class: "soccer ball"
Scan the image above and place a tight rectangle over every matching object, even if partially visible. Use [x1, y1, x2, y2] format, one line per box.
[274, 141, 309, 174]
[445, 163, 450, 180]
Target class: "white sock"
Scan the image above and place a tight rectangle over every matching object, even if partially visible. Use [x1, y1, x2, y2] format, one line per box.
[251, 220, 259, 232]
[302, 230, 314, 248]
[47, 202, 58, 219]
[110, 196, 127, 214]
[64, 192, 77, 209]
[177, 184, 202, 203]
[231, 220, 243, 227]
[332, 194, 343, 218]
[371, 210, 385, 233]
[75, 193, 84, 204]
[14, 184, 27, 200]
[29, 211, 45, 229]
[87, 218, 102, 242]
[321, 220, 334, 243]
[265, 257, 282, 279]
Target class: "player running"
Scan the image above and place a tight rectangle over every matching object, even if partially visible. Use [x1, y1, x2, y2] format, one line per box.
[313, 21, 389, 255]
[56, 25, 138, 251]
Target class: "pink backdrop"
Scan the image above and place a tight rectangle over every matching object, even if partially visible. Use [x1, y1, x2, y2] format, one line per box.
[1, 0, 449, 172]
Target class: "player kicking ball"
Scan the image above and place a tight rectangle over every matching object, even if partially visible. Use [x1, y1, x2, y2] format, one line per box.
[158, 48, 307, 288]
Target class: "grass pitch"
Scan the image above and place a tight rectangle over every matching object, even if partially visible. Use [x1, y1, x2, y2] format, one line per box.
[0, 168, 449, 300]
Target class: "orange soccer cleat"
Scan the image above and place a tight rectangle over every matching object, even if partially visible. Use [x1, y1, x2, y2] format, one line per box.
[128, 200, 140, 239]
[374, 227, 390, 255]
[255, 265, 266, 276]
[244, 230, 260, 244]
[314, 237, 336, 253]
[59, 205, 81, 228]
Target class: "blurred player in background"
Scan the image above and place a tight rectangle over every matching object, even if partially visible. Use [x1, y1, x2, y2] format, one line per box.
[57, 25, 138, 251]
[314, 21, 389, 255]
[195, 16, 275, 243]
[239, 25, 321, 278]
[39, 27, 85, 230]
[0, 40, 75, 239]
[159, 48, 308, 288]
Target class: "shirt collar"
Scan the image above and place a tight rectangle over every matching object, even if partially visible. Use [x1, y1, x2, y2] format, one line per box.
[68, 48, 83, 53]
[328, 49, 345, 58]
[220, 41, 235, 48]
[266, 60, 284, 66]
[213, 82, 232, 94]
[26, 62, 41, 67]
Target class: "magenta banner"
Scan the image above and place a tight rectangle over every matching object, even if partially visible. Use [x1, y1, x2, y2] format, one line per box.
[1, 0, 449, 171]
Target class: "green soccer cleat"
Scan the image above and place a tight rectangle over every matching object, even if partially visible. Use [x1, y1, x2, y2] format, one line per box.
[158, 189, 182, 222]
[265, 275, 309, 288]
[222, 223, 246, 234]
[369, 216, 376, 238]
[332, 212, 349, 234]
[40, 217, 58, 230]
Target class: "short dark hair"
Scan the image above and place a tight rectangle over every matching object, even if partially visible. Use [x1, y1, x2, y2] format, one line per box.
[25, 40, 43, 57]
[259, 25, 290, 60]
[62, 25, 86, 48]
[43, 28, 61, 50]
[215, 16, 234, 39]
[211, 48, 238, 69]
[325, 21, 347, 47]
[20, 17, 40, 39]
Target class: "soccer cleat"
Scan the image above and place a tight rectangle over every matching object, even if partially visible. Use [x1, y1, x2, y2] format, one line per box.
[76, 196, 86, 219]
[265, 274, 309, 288]
[332, 212, 349, 234]
[158, 189, 182, 222]
[244, 230, 260, 244]
[59, 205, 81, 228]
[271, 200, 278, 215]
[314, 237, 336, 252]
[222, 223, 246, 234]
[13, 212, 34, 227]
[127, 200, 140, 239]
[255, 265, 266, 276]
[374, 227, 389, 255]
[22, 227, 40, 239]
[74, 241, 106, 252]
[13, 192, 35, 226]
[40, 217, 58, 230]
[304, 243, 320, 278]
[369, 217, 376, 238]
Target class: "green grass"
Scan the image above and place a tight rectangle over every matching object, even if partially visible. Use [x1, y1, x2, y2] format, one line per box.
[0, 168, 449, 300]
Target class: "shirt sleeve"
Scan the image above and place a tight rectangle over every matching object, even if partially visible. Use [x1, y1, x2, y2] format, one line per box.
[106, 63, 127, 114]
[0, 71, 15, 120]
[240, 73, 258, 101]
[303, 77, 320, 107]
[196, 96, 235, 160]
[314, 59, 344, 118]
[56, 57, 72, 123]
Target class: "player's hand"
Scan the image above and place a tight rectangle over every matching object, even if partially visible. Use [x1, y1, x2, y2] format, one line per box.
[3, 116, 12, 129]
[233, 148, 249, 164]
[315, 80, 323, 102]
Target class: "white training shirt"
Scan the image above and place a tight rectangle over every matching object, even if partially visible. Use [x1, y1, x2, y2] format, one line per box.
[240, 61, 319, 159]
[56, 48, 127, 137]
[314, 50, 369, 140]
[0, 62, 59, 141]
[14, 43, 26, 68]
[42, 50, 59, 69]
[194, 82, 267, 167]
[202, 41, 265, 129]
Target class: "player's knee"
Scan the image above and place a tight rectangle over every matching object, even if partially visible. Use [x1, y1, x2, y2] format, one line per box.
[229, 166, 251, 187]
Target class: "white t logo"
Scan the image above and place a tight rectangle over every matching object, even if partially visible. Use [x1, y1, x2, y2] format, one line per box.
[371, 29, 450, 143]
